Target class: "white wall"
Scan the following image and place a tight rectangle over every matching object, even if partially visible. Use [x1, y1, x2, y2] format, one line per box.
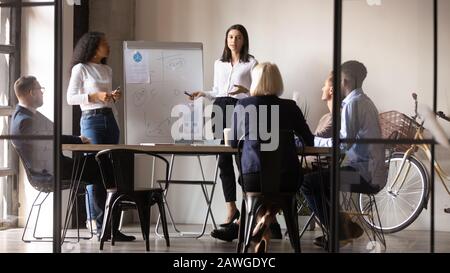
[134, 0, 450, 230]
[136, 0, 334, 126]
[135, 0, 334, 225]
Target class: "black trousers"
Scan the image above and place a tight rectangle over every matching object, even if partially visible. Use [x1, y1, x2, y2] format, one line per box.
[213, 97, 238, 202]
[242, 172, 301, 193]
[61, 154, 102, 185]
[300, 166, 366, 227]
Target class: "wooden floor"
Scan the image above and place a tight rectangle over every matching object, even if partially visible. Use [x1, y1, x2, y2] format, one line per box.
[1, 224, 449, 253]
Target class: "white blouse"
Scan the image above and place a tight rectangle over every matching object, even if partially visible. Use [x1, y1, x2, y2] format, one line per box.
[205, 57, 258, 100]
[67, 63, 115, 111]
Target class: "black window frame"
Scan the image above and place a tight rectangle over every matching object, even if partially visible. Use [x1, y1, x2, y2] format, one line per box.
[0, 0, 61, 252]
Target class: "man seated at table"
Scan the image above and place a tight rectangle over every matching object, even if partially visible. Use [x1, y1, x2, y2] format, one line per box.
[300, 61, 387, 249]
[10, 75, 135, 241]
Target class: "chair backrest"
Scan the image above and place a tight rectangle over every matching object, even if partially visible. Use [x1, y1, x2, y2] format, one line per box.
[10, 142, 54, 192]
[95, 149, 170, 192]
[237, 130, 297, 194]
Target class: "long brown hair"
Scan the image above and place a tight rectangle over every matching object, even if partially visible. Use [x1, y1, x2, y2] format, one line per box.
[220, 24, 253, 63]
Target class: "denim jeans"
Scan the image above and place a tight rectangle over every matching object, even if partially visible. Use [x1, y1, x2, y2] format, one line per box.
[81, 110, 119, 233]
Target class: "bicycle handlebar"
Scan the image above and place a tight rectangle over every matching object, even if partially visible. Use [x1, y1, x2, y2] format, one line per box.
[411, 93, 450, 123]
[437, 111, 450, 122]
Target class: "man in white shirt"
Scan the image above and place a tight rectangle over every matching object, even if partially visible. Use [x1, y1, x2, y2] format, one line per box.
[301, 61, 387, 249]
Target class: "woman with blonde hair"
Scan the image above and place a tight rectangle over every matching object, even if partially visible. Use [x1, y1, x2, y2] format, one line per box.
[231, 62, 314, 252]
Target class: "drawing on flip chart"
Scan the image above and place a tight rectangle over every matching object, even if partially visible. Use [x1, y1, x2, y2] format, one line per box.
[167, 57, 185, 71]
[145, 112, 171, 137]
[149, 88, 158, 100]
[124, 42, 203, 144]
[133, 89, 148, 107]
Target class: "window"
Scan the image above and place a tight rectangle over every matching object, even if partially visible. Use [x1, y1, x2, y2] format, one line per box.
[0, 0, 55, 229]
[0, 1, 18, 228]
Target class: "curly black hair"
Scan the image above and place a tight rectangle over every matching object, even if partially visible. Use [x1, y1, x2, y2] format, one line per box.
[70, 32, 107, 71]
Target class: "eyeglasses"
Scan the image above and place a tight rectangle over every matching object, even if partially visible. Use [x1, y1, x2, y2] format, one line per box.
[33, 87, 45, 93]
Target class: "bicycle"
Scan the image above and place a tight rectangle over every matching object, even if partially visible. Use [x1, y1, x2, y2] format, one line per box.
[359, 93, 450, 233]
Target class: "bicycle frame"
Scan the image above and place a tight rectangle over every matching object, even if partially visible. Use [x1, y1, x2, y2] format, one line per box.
[388, 122, 450, 196]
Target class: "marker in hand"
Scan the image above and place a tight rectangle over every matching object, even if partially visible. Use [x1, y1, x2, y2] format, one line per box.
[184, 91, 194, 99]
[112, 86, 121, 103]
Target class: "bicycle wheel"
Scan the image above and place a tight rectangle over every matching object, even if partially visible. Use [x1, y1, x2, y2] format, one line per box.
[359, 153, 428, 233]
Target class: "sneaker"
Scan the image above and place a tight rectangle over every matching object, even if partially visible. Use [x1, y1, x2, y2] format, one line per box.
[210, 223, 239, 242]
[86, 220, 97, 235]
[269, 222, 283, 239]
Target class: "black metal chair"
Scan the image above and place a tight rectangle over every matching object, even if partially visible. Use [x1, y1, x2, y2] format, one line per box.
[340, 179, 386, 251]
[11, 144, 93, 243]
[235, 131, 302, 253]
[95, 149, 170, 251]
[296, 151, 331, 240]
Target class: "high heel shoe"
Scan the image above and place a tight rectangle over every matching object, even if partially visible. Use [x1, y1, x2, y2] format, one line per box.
[219, 210, 240, 228]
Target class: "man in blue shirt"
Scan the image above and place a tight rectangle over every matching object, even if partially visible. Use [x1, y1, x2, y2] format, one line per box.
[301, 61, 387, 249]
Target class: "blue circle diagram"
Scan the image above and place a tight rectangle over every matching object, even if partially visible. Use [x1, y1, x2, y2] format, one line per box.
[133, 52, 143, 63]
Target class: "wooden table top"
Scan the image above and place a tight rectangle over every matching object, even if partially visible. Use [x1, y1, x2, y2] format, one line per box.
[63, 143, 332, 156]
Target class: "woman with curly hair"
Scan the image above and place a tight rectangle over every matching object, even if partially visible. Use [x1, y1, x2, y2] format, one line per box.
[67, 32, 133, 241]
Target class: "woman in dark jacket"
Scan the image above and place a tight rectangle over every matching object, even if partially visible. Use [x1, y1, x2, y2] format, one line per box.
[232, 62, 314, 252]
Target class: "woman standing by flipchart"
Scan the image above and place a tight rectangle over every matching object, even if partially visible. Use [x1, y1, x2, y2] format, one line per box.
[190, 24, 257, 235]
[67, 32, 133, 240]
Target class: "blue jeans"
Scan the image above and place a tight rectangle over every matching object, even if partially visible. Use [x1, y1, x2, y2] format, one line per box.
[81, 110, 119, 233]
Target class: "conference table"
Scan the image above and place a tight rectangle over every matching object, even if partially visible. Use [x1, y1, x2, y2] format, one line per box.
[62, 143, 332, 239]
[63, 143, 331, 155]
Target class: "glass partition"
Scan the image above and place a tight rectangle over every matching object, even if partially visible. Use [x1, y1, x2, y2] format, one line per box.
[335, 0, 445, 253]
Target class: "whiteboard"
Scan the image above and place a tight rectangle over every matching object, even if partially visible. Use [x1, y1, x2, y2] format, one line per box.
[123, 41, 204, 144]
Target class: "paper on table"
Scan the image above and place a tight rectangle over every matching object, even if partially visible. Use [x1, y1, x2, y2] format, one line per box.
[140, 143, 175, 146]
